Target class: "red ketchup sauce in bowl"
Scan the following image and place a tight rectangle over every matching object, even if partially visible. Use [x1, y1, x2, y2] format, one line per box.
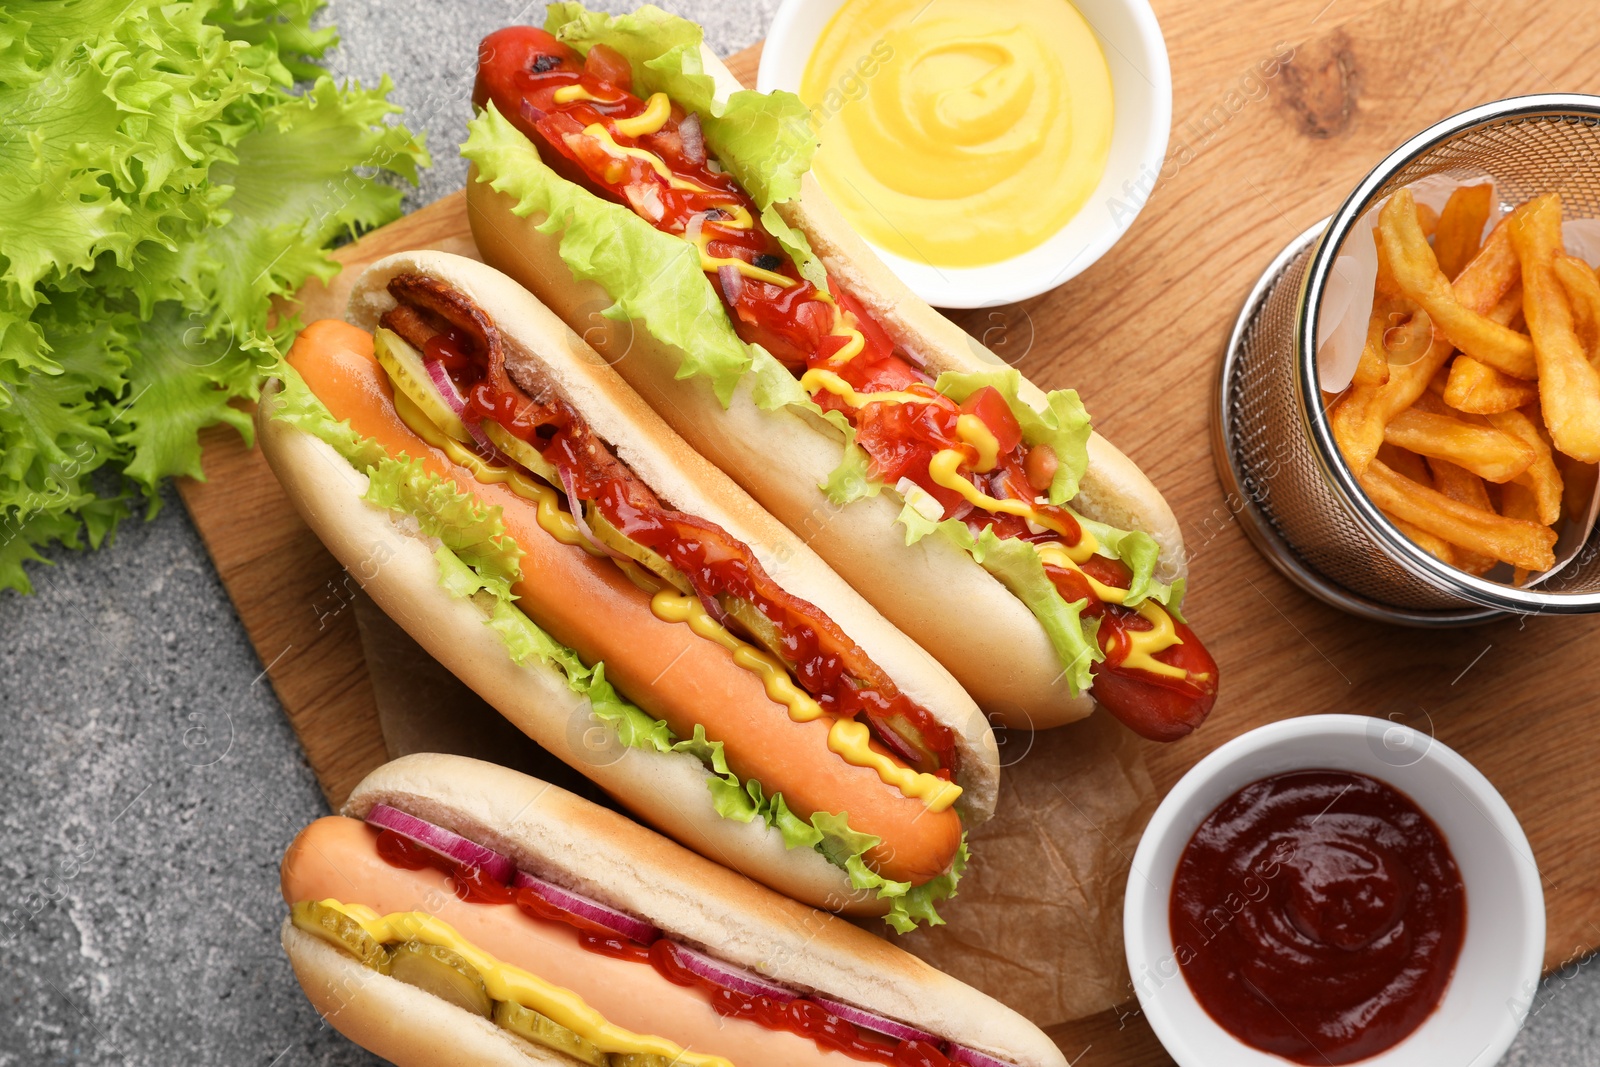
[1169, 770, 1465, 1064]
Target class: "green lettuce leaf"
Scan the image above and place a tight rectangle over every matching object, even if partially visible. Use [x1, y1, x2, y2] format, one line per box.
[932, 368, 1092, 504]
[265, 361, 389, 473]
[0, 0, 426, 594]
[463, 102, 753, 405]
[362, 458, 524, 599]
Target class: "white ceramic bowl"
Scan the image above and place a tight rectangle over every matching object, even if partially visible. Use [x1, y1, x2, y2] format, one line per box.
[757, 0, 1172, 308]
[1125, 714, 1544, 1067]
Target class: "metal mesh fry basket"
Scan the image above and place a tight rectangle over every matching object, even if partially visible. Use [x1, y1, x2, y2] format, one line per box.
[1214, 95, 1600, 626]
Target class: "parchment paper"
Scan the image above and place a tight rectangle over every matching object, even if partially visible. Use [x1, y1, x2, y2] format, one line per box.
[892, 713, 1157, 1027]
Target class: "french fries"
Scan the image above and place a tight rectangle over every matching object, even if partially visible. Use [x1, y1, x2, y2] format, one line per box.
[1329, 182, 1600, 581]
[1380, 189, 1538, 378]
[1360, 460, 1557, 572]
[1383, 407, 1535, 483]
[1425, 458, 1497, 574]
[1330, 219, 1516, 476]
[1509, 194, 1600, 462]
[1553, 254, 1600, 359]
[1486, 407, 1563, 525]
[1443, 355, 1539, 414]
[1434, 184, 1493, 280]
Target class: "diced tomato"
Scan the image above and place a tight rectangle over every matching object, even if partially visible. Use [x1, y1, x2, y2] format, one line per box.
[1082, 554, 1133, 590]
[960, 386, 1023, 455]
[831, 286, 896, 367]
[583, 43, 634, 91]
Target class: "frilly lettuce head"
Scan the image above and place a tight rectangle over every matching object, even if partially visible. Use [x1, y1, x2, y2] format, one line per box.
[0, 0, 427, 593]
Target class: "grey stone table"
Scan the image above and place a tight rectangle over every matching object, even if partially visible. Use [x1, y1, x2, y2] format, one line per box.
[1, 3, 1595, 1065]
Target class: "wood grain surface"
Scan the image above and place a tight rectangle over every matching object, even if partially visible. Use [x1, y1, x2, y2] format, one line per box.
[177, 8, 1600, 1063]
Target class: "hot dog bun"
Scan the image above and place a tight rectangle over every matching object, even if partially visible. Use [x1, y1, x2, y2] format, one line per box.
[280, 753, 1067, 1067]
[258, 253, 997, 915]
[464, 43, 1187, 731]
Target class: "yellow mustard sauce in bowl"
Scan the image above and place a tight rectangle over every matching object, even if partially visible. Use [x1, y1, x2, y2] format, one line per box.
[799, 0, 1114, 268]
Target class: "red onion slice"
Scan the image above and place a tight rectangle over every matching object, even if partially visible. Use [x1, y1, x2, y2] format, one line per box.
[423, 357, 466, 415]
[947, 1045, 1020, 1067]
[513, 870, 659, 944]
[555, 466, 630, 563]
[810, 996, 940, 1045]
[365, 804, 515, 883]
[665, 943, 798, 1002]
[680, 113, 705, 165]
[717, 264, 745, 306]
[422, 356, 495, 453]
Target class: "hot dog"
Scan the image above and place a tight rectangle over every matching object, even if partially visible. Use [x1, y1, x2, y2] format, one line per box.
[462, 5, 1219, 738]
[281, 753, 1065, 1067]
[257, 251, 997, 928]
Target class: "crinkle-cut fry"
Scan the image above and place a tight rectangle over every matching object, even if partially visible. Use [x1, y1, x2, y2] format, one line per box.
[1384, 407, 1535, 483]
[1435, 184, 1494, 281]
[1487, 406, 1564, 525]
[1331, 218, 1521, 475]
[1425, 457, 1498, 574]
[1360, 459, 1557, 571]
[1509, 195, 1600, 462]
[1553, 254, 1600, 359]
[1444, 354, 1541, 414]
[1381, 190, 1538, 378]
[1387, 512, 1456, 565]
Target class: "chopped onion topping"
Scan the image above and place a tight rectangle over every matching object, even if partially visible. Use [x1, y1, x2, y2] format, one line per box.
[625, 182, 665, 223]
[717, 264, 745, 306]
[896, 478, 945, 524]
[679, 113, 705, 165]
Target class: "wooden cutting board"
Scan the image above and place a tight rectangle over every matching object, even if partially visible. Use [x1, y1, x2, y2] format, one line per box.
[178, 5, 1600, 1062]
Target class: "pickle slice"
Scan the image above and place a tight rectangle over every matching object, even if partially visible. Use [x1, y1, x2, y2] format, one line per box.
[482, 420, 562, 483]
[611, 1055, 676, 1067]
[388, 940, 494, 1018]
[493, 1001, 609, 1067]
[586, 504, 693, 594]
[290, 901, 391, 973]
[373, 327, 475, 446]
[718, 593, 794, 668]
